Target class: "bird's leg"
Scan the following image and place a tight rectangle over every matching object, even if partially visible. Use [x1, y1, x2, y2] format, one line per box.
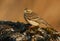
[29, 25, 39, 29]
[29, 26, 35, 29]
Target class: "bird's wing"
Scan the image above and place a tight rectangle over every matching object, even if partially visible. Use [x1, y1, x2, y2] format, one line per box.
[25, 18, 39, 26]
[31, 16, 52, 27]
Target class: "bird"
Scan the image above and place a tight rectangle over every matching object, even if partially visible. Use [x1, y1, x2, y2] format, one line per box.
[24, 8, 52, 28]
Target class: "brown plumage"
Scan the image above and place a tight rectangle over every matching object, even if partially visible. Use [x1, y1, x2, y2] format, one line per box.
[24, 8, 52, 28]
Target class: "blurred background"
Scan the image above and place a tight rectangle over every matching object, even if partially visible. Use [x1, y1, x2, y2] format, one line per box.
[0, 0, 60, 31]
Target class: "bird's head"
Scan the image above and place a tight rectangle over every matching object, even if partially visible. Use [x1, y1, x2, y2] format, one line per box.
[24, 8, 32, 14]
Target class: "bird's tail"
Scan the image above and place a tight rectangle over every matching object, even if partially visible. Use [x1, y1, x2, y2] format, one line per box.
[39, 18, 53, 28]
